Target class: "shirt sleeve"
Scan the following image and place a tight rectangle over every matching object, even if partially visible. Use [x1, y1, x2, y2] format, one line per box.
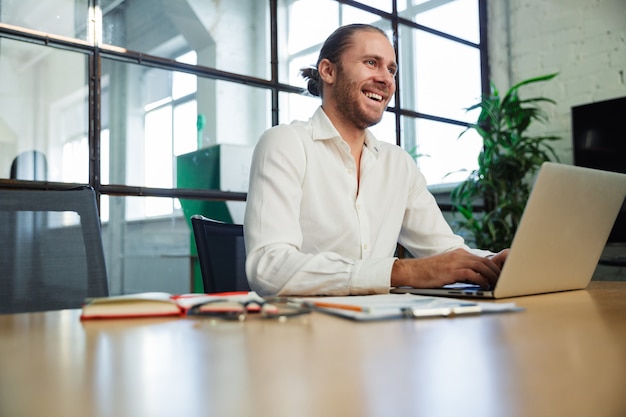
[397, 159, 494, 259]
[243, 126, 393, 296]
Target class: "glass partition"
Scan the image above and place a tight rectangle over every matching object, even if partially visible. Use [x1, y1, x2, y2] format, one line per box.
[0, 0, 90, 41]
[101, 195, 192, 295]
[411, 0, 480, 44]
[101, 0, 271, 79]
[0, 38, 88, 182]
[403, 116, 482, 185]
[102, 57, 271, 191]
[398, 23, 482, 123]
[278, 91, 320, 125]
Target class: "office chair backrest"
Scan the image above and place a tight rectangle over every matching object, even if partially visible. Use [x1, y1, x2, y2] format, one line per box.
[0, 187, 109, 314]
[10, 150, 48, 180]
[191, 215, 250, 293]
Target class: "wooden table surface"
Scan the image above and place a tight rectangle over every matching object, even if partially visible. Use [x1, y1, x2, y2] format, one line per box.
[1, 281, 625, 417]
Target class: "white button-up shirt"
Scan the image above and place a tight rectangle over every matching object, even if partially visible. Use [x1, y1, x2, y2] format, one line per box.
[244, 107, 485, 296]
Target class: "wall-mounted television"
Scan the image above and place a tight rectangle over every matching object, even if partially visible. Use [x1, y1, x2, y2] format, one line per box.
[572, 96, 626, 244]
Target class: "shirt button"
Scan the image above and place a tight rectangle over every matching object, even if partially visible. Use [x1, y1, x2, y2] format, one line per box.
[363, 243, 369, 250]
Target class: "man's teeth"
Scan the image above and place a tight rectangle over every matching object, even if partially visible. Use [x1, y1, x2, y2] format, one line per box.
[364, 92, 383, 101]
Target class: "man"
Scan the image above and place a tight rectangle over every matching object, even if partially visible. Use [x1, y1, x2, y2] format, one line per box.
[244, 24, 508, 296]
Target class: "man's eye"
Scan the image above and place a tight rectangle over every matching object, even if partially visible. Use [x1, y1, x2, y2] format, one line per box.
[366, 59, 376, 66]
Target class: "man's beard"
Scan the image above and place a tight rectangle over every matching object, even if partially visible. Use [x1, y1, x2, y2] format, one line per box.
[333, 66, 386, 130]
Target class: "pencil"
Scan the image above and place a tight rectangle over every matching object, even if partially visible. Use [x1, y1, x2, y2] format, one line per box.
[310, 301, 368, 312]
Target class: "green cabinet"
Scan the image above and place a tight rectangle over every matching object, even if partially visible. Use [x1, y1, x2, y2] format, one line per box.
[176, 144, 253, 292]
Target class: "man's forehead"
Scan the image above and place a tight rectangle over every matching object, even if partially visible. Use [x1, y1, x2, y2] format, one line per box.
[348, 31, 396, 61]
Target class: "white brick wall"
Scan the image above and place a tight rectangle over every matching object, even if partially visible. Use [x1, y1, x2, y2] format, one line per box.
[488, 0, 626, 164]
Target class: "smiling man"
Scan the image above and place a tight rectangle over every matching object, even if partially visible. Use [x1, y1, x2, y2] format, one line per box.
[243, 24, 508, 296]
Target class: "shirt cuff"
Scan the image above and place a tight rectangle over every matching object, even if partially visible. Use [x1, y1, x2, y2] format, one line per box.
[349, 257, 396, 294]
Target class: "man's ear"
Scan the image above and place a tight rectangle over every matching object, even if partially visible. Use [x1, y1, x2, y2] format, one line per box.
[318, 58, 336, 85]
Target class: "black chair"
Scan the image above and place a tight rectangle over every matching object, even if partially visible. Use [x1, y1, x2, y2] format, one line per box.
[10, 150, 48, 180]
[191, 214, 250, 293]
[0, 187, 109, 314]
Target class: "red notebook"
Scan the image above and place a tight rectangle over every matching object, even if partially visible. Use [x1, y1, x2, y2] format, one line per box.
[79, 291, 259, 320]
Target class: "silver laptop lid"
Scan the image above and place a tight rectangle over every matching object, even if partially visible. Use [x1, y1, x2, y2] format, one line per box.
[493, 162, 626, 298]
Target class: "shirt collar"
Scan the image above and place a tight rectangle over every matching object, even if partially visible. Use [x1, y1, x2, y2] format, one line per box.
[310, 106, 381, 157]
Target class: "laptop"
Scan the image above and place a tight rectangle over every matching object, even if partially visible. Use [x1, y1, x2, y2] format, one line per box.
[392, 162, 626, 299]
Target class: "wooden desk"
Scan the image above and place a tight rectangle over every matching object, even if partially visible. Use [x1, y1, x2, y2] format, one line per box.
[1, 282, 625, 417]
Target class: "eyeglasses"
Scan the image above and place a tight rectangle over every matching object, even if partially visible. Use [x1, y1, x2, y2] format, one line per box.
[187, 297, 311, 321]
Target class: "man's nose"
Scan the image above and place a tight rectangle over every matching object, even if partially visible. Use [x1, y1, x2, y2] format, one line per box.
[377, 71, 395, 91]
[376, 68, 395, 87]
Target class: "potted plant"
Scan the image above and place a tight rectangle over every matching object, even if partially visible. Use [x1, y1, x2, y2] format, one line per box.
[450, 73, 561, 251]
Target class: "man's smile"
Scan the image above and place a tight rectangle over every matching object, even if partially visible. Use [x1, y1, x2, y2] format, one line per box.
[363, 91, 383, 102]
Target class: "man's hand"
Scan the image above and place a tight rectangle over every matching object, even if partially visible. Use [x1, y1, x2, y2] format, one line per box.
[391, 248, 510, 289]
[488, 249, 509, 270]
